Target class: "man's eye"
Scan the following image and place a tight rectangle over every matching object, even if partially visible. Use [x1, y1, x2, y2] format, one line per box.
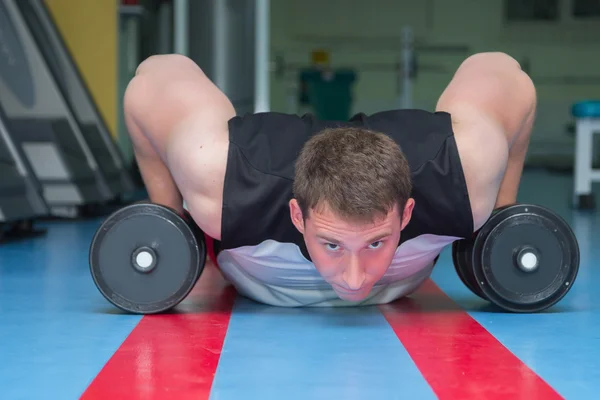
[369, 241, 383, 249]
[325, 243, 339, 251]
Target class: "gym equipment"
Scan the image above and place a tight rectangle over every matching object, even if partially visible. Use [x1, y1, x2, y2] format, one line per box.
[452, 203, 580, 313]
[13, 0, 135, 197]
[0, 0, 118, 217]
[571, 100, 600, 209]
[299, 68, 357, 120]
[452, 204, 515, 300]
[0, 109, 48, 241]
[89, 203, 207, 314]
[271, 25, 466, 115]
[452, 238, 486, 300]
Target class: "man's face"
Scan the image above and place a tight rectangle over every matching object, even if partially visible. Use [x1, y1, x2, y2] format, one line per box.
[289, 199, 414, 302]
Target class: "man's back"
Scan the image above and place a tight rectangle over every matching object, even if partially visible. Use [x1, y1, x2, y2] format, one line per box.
[210, 109, 473, 306]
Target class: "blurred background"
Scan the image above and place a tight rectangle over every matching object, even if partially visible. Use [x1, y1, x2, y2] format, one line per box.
[2, 0, 600, 224]
[112, 0, 600, 173]
[41, 0, 600, 170]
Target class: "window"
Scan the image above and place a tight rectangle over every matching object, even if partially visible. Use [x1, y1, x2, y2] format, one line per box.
[572, 0, 600, 17]
[505, 0, 560, 21]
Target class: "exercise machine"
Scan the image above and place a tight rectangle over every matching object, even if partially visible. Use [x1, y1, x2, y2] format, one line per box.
[13, 0, 135, 197]
[0, 108, 49, 242]
[572, 100, 600, 209]
[0, 0, 119, 217]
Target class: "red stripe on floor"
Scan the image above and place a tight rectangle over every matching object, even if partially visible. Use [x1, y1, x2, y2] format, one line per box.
[379, 279, 563, 399]
[80, 263, 236, 400]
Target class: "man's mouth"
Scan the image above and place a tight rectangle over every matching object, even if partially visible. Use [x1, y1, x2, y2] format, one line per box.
[333, 284, 363, 294]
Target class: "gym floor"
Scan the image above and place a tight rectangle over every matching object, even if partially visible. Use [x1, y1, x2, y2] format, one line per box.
[1, 168, 598, 400]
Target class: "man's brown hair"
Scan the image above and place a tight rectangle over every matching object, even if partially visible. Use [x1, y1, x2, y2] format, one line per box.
[293, 127, 412, 223]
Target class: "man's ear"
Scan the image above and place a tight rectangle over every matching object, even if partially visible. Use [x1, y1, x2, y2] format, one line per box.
[400, 198, 415, 231]
[289, 199, 305, 233]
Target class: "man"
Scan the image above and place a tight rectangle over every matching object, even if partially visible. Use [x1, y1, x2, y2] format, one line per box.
[124, 52, 536, 307]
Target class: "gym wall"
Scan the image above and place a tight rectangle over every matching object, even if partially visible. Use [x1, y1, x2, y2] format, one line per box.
[43, 0, 118, 138]
[269, 0, 600, 168]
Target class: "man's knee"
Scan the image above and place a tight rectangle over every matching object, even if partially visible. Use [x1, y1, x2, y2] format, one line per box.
[135, 53, 201, 77]
[461, 52, 537, 128]
[459, 52, 522, 72]
[461, 52, 535, 98]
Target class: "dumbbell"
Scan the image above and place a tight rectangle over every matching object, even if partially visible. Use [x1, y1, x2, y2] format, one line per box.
[89, 202, 207, 314]
[452, 203, 580, 313]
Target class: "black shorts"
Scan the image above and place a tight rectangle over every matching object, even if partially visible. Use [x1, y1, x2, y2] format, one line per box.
[217, 109, 474, 259]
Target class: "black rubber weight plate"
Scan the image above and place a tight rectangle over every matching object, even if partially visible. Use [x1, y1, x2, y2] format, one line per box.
[452, 204, 516, 301]
[452, 238, 487, 300]
[472, 204, 580, 312]
[89, 203, 202, 314]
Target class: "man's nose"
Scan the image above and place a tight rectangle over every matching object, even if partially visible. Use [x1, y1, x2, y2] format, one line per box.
[343, 256, 366, 290]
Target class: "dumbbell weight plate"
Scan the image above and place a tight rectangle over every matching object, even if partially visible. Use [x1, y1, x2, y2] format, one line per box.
[471, 204, 579, 313]
[452, 238, 487, 300]
[451, 205, 515, 300]
[182, 208, 208, 285]
[89, 202, 206, 314]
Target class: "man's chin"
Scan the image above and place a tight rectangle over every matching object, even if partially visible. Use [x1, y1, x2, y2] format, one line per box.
[333, 286, 370, 302]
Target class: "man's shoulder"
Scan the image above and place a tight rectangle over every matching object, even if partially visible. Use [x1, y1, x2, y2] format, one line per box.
[351, 108, 450, 125]
[229, 108, 450, 136]
[229, 111, 317, 129]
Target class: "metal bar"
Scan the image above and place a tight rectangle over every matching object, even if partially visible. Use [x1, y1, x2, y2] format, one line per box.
[272, 61, 449, 74]
[157, 1, 172, 54]
[400, 26, 413, 109]
[532, 76, 600, 85]
[213, 0, 227, 90]
[255, 0, 270, 112]
[173, 0, 188, 56]
[289, 34, 470, 53]
[119, 5, 144, 16]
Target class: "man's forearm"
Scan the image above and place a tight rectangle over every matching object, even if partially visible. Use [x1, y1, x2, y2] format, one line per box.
[494, 104, 535, 209]
[134, 153, 184, 215]
[124, 77, 184, 215]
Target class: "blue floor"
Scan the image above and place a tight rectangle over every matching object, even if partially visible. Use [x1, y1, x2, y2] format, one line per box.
[1, 168, 598, 399]
[434, 170, 600, 399]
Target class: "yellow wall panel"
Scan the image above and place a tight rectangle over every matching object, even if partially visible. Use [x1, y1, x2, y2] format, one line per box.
[45, 0, 118, 137]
